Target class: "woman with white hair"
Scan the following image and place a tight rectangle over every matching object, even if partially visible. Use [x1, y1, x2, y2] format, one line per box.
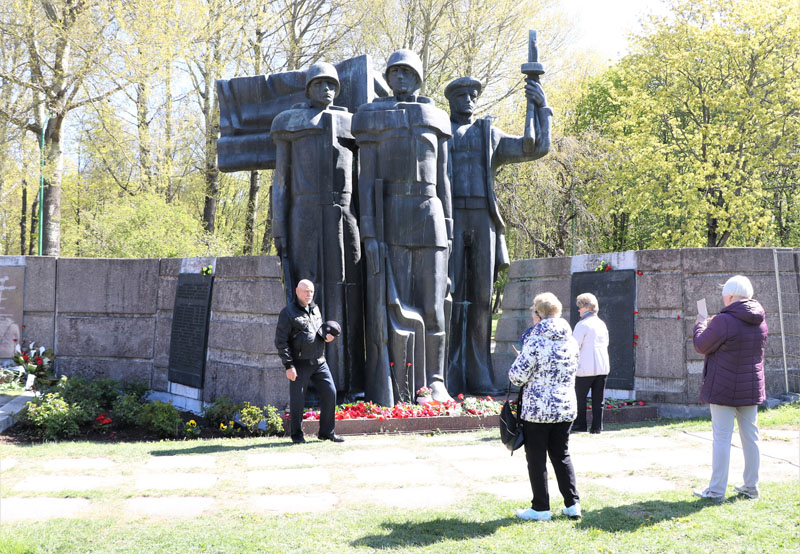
[692, 275, 767, 500]
[572, 293, 610, 434]
[509, 292, 581, 521]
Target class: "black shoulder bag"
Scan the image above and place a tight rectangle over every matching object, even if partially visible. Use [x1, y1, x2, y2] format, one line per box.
[499, 382, 525, 454]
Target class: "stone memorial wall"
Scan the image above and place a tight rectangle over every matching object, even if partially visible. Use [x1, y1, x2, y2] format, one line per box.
[493, 248, 800, 413]
[4, 247, 797, 414]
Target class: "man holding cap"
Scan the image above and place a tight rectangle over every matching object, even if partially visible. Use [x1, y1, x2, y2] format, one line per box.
[271, 61, 364, 400]
[275, 279, 344, 444]
[444, 75, 552, 397]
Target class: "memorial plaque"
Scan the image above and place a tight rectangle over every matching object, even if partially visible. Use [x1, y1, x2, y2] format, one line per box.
[168, 273, 214, 389]
[0, 266, 25, 359]
[569, 270, 636, 390]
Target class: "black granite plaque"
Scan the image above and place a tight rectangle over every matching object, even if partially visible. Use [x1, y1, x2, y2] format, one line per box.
[569, 270, 636, 390]
[168, 273, 214, 388]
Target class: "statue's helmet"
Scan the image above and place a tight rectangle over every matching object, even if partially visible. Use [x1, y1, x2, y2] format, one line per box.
[305, 62, 340, 98]
[385, 49, 423, 85]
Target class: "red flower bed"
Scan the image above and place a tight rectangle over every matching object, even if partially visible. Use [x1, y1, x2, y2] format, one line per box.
[301, 396, 501, 421]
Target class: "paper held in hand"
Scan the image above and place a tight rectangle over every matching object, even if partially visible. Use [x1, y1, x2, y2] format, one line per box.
[697, 298, 709, 319]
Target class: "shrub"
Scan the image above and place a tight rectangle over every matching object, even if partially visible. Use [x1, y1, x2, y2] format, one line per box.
[23, 393, 86, 440]
[121, 378, 149, 401]
[137, 401, 183, 438]
[112, 393, 145, 427]
[239, 402, 265, 435]
[56, 376, 122, 417]
[204, 396, 242, 428]
[264, 405, 284, 436]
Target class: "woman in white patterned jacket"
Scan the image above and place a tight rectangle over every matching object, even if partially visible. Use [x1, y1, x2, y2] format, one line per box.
[509, 292, 581, 521]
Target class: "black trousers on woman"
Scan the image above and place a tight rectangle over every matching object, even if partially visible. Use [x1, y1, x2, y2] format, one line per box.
[574, 375, 607, 432]
[522, 420, 580, 512]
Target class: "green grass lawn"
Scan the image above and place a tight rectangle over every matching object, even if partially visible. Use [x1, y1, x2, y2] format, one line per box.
[0, 404, 798, 554]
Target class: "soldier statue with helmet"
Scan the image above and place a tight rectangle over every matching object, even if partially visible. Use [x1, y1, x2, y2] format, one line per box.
[352, 49, 454, 405]
[271, 62, 365, 399]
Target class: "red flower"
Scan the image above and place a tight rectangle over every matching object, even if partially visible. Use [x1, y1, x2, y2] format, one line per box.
[457, 394, 465, 401]
[634, 311, 638, 315]
[12, 339, 16, 342]
[23, 355, 29, 362]
[633, 335, 639, 339]
[21, 325, 25, 328]
[632, 341, 638, 346]
[677, 315, 681, 320]
[638, 401, 645, 406]
[604, 265, 612, 271]
[636, 270, 643, 276]
[406, 362, 412, 367]
[389, 362, 394, 367]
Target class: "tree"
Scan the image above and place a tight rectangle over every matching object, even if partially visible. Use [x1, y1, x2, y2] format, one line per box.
[575, 0, 800, 248]
[0, 0, 128, 255]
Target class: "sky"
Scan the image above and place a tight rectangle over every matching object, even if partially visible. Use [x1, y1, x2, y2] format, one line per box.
[562, 0, 671, 60]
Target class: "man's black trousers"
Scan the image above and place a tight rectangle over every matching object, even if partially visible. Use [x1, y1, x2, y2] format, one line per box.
[289, 360, 337, 440]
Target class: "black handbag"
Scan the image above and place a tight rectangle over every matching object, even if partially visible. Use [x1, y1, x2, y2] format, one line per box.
[499, 383, 525, 454]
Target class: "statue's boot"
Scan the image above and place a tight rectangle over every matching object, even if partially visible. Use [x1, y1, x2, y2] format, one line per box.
[426, 332, 453, 402]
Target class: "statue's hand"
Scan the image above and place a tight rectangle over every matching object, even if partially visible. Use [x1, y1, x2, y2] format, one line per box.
[525, 79, 546, 107]
[365, 238, 380, 275]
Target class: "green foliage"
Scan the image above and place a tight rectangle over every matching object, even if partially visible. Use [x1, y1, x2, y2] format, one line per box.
[263, 405, 285, 436]
[111, 393, 145, 427]
[238, 402, 264, 435]
[121, 378, 150, 402]
[55, 376, 122, 419]
[572, 0, 800, 250]
[136, 401, 183, 438]
[203, 396, 242, 428]
[22, 393, 86, 440]
[62, 191, 220, 258]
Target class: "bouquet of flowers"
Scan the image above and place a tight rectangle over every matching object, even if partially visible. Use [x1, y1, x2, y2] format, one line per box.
[13, 339, 56, 387]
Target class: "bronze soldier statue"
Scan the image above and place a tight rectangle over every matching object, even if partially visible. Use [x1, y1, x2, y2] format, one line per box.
[444, 75, 552, 396]
[352, 50, 453, 404]
[271, 62, 364, 398]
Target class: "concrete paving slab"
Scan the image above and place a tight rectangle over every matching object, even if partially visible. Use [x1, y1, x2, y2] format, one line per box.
[146, 455, 216, 470]
[478, 481, 534, 500]
[352, 463, 441, 485]
[0, 391, 35, 433]
[15, 475, 116, 492]
[447, 458, 527, 481]
[250, 493, 338, 513]
[593, 475, 677, 494]
[1, 458, 17, 472]
[127, 496, 216, 517]
[430, 445, 502, 460]
[44, 457, 116, 471]
[572, 453, 654, 474]
[246, 452, 316, 467]
[335, 447, 418, 465]
[134, 473, 218, 490]
[349, 486, 459, 508]
[0, 498, 91, 521]
[248, 468, 330, 488]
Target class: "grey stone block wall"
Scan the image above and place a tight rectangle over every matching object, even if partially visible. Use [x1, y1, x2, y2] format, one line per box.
[12, 254, 289, 411]
[495, 247, 800, 408]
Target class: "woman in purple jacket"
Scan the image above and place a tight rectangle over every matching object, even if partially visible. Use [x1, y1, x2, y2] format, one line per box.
[692, 275, 767, 501]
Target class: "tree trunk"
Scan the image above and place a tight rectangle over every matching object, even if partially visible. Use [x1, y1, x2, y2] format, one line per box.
[29, 193, 39, 256]
[243, 170, 260, 255]
[20, 180, 27, 255]
[260, 185, 273, 254]
[42, 120, 64, 256]
[136, 79, 153, 189]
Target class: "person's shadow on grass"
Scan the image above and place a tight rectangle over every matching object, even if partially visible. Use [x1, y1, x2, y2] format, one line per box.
[577, 497, 740, 532]
[150, 439, 295, 456]
[352, 516, 515, 549]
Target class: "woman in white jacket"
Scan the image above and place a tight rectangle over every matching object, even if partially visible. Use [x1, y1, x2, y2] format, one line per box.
[572, 293, 610, 434]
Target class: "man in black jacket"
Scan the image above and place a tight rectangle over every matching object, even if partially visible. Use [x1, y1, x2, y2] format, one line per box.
[275, 279, 344, 444]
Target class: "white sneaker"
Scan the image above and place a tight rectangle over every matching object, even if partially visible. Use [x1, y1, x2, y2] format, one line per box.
[692, 488, 724, 501]
[562, 502, 582, 519]
[516, 508, 551, 521]
[734, 485, 759, 499]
